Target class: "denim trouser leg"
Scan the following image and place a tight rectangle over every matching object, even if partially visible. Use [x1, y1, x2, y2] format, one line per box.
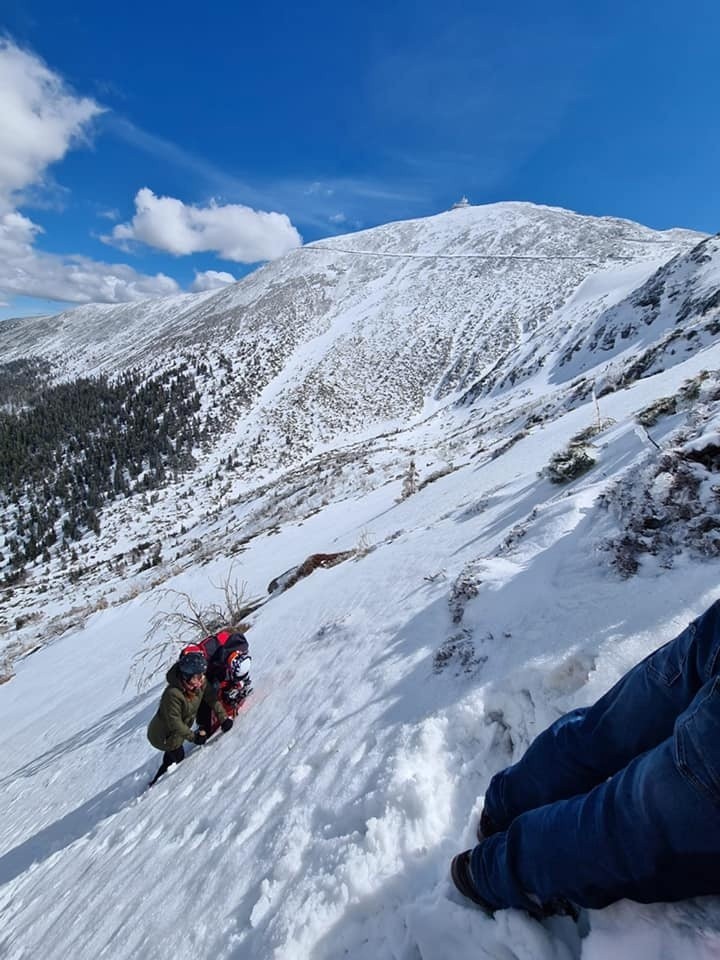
[485, 599, 720, 830]
[469, 599, 720, 911]
[471, 674, 720, 910]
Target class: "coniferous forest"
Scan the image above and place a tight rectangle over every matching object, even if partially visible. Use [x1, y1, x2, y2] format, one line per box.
[0, 358, 212, 581]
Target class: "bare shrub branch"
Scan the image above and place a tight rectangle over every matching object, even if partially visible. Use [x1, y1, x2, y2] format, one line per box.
[354, 528, 375, 558]
[126, 567, 265, 691]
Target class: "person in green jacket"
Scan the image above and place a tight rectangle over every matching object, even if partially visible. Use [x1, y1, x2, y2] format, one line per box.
[147, 649, 233, 785]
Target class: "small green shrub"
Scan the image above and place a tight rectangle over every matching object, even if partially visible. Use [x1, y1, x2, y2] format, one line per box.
[546, 444, 596, 484]
[636, 396, 677, 427]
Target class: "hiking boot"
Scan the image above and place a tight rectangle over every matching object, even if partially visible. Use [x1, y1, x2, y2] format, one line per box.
[541, 896, 580, 921]
[450, 851, 494, 915]
[476, 807, 500, 842]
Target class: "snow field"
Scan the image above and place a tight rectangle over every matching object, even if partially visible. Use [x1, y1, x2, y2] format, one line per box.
[3, 341, 720, 957]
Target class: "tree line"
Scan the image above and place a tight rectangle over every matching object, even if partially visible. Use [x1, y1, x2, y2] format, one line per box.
[0, 363, 210, 580]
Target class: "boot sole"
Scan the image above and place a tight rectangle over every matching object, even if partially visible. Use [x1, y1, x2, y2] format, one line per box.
[450, 852, 494, 915]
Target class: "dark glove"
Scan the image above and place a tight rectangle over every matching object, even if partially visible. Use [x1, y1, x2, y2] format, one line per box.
[195, 729, 208, 746]
[221, 717, 234, 733]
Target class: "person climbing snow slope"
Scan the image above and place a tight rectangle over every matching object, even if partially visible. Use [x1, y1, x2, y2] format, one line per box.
[146, 649, 232, 785]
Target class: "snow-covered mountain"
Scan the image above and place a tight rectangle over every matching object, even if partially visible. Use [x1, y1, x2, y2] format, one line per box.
[2, 202, 720, 959]
[0, 202, 705, 461]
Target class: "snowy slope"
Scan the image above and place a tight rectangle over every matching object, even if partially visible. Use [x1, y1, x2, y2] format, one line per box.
[557, 233, 720, 387]
[3, 340, 720, 958]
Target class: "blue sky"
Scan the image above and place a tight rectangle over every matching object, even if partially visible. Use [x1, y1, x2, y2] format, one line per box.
[1, 0, 718, 319]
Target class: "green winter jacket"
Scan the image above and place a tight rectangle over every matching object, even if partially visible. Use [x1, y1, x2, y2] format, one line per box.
[147, 664, 228, 751]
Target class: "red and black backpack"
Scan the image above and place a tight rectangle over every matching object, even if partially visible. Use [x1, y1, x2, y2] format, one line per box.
[181, 631, 249, 682]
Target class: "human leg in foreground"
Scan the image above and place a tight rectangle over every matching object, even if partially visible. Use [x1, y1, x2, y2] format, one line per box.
[451, 599, 720, 915]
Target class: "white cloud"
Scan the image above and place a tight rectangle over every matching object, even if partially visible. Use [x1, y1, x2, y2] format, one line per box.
[0, 41, 180, 306]
[0, 209, 178, 302]
[0, 210, 41, 255]
[2, 255, 178, 303]
[329, 212, 347, 224]
[0, 39, 103, 209]
[190, 269, 236, 292]
[0, 207, 179, 304]
[107, 188, 302, 263]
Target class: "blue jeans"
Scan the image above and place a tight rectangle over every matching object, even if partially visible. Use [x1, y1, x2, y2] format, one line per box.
[469, 599, 720, 912]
